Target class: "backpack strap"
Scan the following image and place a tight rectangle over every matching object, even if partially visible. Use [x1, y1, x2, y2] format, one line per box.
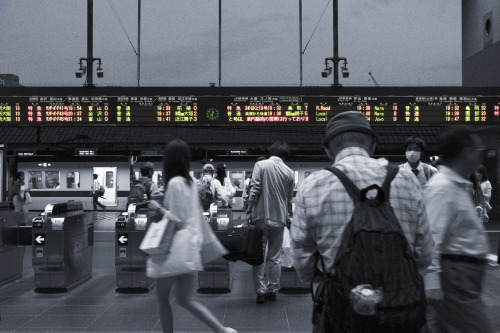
[326, 164, 399, 203]
[326, 167, 361, 202]
[380, 164, 399, 200]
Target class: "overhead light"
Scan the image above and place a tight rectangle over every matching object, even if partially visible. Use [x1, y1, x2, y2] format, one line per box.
[37, 163, 52, 167]
[75, 66, 87, 78]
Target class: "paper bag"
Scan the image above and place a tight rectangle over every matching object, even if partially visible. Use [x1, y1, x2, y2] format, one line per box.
[200, 219, 228, 264]
[147, 228, 203, 278]
[140, 213, 180, 255]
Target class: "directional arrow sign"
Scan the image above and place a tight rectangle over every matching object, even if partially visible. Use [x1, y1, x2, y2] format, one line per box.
[117, 234, 128, 245]
[35, 234, 45, 245]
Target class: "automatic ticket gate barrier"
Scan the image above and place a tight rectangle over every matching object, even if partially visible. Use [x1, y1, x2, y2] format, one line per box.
[0, 203, 25, 286]
[198, 206, 233, 293]
[115, 203, 160, 293]
[32, 201, 93, 292]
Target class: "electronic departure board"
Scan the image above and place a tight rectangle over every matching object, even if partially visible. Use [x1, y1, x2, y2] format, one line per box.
[0, 87, 499, 126]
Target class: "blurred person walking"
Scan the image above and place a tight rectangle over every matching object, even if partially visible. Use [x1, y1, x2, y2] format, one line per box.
[291, 111, 433, 332]
[216, 163, 236, 208]
[245, 142, 294, 304]
[148, 139, 236, 333]
[12, 171, 30, 225]
[424, 126, 492, 332]
[400, 136, 438, 187]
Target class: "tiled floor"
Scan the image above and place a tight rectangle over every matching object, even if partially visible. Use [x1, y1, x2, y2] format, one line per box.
[1, 212, 500, 333]
[0, 212, 313, 333]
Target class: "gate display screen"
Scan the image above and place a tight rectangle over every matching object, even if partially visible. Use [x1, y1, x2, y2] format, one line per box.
[0, 87, 499, 125]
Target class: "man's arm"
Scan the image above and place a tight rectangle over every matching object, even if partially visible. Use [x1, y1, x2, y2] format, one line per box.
[246, 163, 262, 213]
[290, 186, 317, 283]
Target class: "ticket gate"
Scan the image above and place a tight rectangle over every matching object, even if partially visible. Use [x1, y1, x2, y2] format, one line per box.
[0, 203, 25, 286]
[115, 203, 160, 293]
[32, 201, 93, 292]
[279, 266, 309, 293]
[198, 206, 233, 293]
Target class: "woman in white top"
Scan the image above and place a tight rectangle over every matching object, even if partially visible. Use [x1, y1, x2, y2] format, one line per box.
[216, 164, 236, 208]
[149, 140, 236, 333]
[476, 164, 492, 212]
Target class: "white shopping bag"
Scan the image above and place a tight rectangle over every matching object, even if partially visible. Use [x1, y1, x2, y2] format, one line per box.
[140, 212, 180, 255]
[280, 227, 293, 268]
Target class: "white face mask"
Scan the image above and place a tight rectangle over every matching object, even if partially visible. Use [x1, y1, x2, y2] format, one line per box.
[406, 151, 421, 163]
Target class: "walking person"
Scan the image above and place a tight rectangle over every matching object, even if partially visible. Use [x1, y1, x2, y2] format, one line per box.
[148, 139, 236, 333]
[245, 142, 294, 304]
[12, 171, 30, 225]
[424, 126, 492, 332]
[198, 164, 228, 211]
[291, 111, 434, 331]
[400, 136, 438, 187]
[91, 173, 106, 211]
[216, 163, 236, 208]
[476, 164, 492, 214]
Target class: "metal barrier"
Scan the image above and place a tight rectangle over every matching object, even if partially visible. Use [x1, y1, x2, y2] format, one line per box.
[115, 203, 160, 293]
[198, 206, 233, 293]
[0, 203, 25, 286]
[32, 201, 93, 292]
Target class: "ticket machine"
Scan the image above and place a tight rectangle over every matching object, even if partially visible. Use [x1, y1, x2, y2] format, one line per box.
[115, 203, 160, 292]
[32, 201, 93, 292]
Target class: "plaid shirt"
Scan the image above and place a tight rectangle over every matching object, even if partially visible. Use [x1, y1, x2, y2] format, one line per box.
[291, 147, 434, 283]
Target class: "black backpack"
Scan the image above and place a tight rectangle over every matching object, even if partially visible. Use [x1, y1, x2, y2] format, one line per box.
[197, 177, 215, 211]
[313, 165, 426, 333]
[128, 179, 152, 204]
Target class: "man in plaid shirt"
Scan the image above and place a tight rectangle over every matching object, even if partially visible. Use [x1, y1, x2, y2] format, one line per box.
[290, 111, 434, 326]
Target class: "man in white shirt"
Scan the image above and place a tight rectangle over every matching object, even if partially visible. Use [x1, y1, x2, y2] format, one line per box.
[424, 126, 491, 332]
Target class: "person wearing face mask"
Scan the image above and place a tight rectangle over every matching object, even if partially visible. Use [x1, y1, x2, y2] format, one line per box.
[400, 136, 438, 187]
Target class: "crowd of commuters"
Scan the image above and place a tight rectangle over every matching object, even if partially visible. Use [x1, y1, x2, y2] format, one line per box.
[144, 111, 493, 332]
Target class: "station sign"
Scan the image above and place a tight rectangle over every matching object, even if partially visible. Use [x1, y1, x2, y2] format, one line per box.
[34, 233, 45, 245]
[117, 234, 128, 245]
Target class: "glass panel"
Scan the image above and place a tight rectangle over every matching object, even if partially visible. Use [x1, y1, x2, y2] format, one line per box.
[28, 171, 43, 189]
[45, 171, 60, 189]
[66, 171, 80, 189]
[105, 171, 114, 188]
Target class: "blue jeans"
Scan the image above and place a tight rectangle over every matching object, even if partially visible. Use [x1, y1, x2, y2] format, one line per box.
[252, 220, 284, 294]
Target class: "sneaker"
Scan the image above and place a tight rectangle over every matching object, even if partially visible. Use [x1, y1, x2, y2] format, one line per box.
[256, 293, 266, 304]
[265, 292, 277, 301]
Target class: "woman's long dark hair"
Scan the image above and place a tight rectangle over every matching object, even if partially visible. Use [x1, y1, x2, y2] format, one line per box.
[162, 139, 193, 187]
[216, 164, 227, 184]
[476, 164, 489, 182]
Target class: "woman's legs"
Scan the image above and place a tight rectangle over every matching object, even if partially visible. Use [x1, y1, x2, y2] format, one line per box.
[174, 273, 229, 333]
[155, 276, 176, 333]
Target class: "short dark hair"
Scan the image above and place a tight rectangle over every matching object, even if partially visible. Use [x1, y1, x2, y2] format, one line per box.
[404, 136, 426, 154]
[93, 173, 98, 179]
[269, 141, 290, 159]
[163, 139, 192, 187]
[439, 126, 475, 165]
[140, 161, 155, 176]
[476, 164, 489, 182]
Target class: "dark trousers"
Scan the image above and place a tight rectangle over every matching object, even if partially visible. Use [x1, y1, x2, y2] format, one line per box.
[92, 194, 105, 211]
[437, 255, 491, 333]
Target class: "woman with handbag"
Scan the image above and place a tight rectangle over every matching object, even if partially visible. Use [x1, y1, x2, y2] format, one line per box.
[148, 139, 236, 333]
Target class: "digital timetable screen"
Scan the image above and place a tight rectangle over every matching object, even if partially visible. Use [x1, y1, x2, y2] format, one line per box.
[0, 87, 499, 126]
